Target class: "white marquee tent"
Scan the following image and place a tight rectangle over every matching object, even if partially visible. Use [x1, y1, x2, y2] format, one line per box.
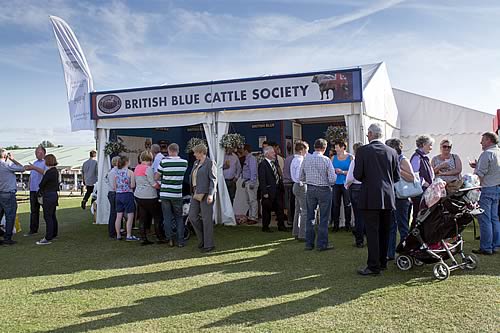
[394, 88, 494, 174]
[94, 62, 400, 225]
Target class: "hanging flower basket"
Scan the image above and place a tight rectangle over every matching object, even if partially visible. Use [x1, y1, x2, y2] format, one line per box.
[324, 125, 348, 144]
[220, 133, 245, 150]
[104, 141, 127, 156]
[185, 137, 208, 153]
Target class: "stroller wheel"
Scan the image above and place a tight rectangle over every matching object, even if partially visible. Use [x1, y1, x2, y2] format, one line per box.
[432, 262, 450, 280]
[413, 258, 424, 267]
[396, 255, 413, 271]
[184, 226, 191, 241]
[464, 253, 479, 270]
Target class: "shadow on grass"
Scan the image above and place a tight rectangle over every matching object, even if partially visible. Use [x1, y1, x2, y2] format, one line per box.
[40, 238, 423, 333]
[1, 204, 283, 281]
[7, 201, 498, 332]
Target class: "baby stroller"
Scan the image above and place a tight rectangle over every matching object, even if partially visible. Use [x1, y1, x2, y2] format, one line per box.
[395, 186, 482, 280]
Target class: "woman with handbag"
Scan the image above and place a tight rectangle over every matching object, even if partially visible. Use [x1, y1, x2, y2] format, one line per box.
[385, 139, 415, 260]
[431, 139, 462, 183]
[188, 144, 217, 253]
[36, 154, 59, 245]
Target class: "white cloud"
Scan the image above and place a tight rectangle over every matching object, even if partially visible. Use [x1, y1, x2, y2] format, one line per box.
[0, 0, 76, 28]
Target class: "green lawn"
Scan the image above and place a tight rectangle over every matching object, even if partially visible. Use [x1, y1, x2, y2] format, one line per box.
[1, 198, 499, 333]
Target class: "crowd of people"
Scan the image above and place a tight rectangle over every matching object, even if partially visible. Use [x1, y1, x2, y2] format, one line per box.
[1, 124, 499, 270]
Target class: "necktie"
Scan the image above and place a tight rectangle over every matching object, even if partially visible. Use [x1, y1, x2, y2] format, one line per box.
[270, 161, 279, 184]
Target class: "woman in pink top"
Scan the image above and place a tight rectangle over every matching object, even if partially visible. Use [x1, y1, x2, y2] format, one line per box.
[134, 151, 162, 245]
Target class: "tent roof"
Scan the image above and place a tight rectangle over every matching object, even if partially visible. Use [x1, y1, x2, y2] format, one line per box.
[359, 63, 383, 90]
[7, 146, 94, 170]
[393, 88, 494, 137]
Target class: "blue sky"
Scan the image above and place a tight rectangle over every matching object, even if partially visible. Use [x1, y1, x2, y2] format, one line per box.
[1, 0, 499, 147]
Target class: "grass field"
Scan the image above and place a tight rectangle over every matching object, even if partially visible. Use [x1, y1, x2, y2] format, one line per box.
[1, 197, 499, 332]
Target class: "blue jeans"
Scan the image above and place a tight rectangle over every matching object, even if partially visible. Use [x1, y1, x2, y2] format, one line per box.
[161, 199, 184, 245]
[305, 185, 332, 249]
[478, 185, 500, 252]
[387, 198, 411, 259]
[0, 192, 17, 241]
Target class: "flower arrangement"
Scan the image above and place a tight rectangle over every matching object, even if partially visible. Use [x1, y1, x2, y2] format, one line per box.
[185, 137, 208, 153]
[324, 125, 348, 144]
[104, 141, 127, 156]
[220, 133, 245, 150]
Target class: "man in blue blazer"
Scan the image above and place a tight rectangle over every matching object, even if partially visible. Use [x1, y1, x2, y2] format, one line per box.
[354, 123, 400, 275]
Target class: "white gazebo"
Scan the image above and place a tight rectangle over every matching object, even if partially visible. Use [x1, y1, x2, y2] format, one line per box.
[93, 62, 400, 225]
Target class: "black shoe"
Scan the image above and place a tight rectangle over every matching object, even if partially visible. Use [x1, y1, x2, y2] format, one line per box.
[201, 246, 215, 253]
[3, 239, 17, 245]
[24, 232, 37, 237]
[198, 243, 204, 249]
[355, 243, 364, 248]
[472, 249, 493, 255]
[177, 244, 185, 248]
[332, 226, 339, 232]
[81, 201, 86, 210]
[380, 265, 388, 271]
[386, 257, 395, 261]
[141, 240, 154, 246]
[317, 245, 334, 252]
[277, 226, 289, 232]
[305, 246, 314, 251]
[262, 228, 273, 233]
[357, 267, 380, 276]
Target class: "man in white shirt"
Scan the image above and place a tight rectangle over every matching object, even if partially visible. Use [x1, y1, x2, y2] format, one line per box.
[290, 141, 308, 240]
[152, 143, 165, 174]
[345, 142, 364, 247]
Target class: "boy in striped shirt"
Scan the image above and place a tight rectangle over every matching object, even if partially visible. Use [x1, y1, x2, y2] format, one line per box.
[155, 143, 188, 247]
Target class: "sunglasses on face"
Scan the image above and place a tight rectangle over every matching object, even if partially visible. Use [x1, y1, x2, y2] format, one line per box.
[442, 145, 452, 149]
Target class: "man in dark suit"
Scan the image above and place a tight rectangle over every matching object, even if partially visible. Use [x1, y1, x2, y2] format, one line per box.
[258, 146, 286, 232]
[354, 123, 400, 276]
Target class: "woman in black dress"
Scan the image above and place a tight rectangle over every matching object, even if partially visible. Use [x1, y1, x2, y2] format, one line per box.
[36, 154, 60, 245]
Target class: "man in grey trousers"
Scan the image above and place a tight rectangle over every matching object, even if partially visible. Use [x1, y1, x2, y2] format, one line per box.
[291, 141, 309, 240]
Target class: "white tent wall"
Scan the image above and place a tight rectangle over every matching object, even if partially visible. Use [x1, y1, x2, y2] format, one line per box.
[97, 112, 213, 129]
[361, 62, 400, 141]
[203, 120, 237, 226]
[394, 88, 494, 173]
[96, 128, 111, 225]
[216, 121, 236, 225]
[344, 110, 363, 150]
[217, 103, 352, 123]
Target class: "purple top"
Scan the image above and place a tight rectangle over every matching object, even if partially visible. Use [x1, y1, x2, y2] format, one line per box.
[410, 148, 434, 186]
[283, 155, 295, 184]
[223, 153, 241, 180]
[242, 153, 258, 185]
[30, 159, 47, 192]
